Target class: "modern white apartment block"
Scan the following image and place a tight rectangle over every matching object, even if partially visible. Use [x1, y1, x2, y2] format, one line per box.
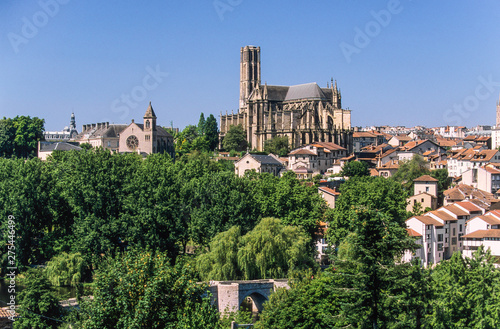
[405, 201, 486, 267]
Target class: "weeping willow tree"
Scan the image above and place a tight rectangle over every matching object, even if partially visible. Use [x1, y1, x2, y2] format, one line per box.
[238, 217, 313, 280]
[45, 252, 86, 287]
[196, 218, 315, 281]
[196, 226, 241, 281]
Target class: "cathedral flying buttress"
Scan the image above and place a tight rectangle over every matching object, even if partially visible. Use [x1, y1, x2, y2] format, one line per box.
[219, 46, 353, 152]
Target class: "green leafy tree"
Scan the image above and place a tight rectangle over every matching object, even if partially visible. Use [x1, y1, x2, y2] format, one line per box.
[326, 176, 408, 247]
[393, 154, 429, 191]
[250, 171, 327, 241]
[237, 217, 314, 280]
[330, 208, 415, 328]
[205, 114, 219, 151]
[45, 252, 87, 287]
[263, 135, 289, 157]
[197, 112, 206, 135]
[430, 168, 451, 205]
[79, 250, 221, 329]
[0, 118, 15, 157]
[14, 269, 65, 329]
[197, 218, 315, 281]
[385, 259, 433, 329]
[53, 148, 141, 263]
[122, 153, 185, 260]
[196, 226, 241, 281]
[255, 271, 351, 329]
[0, 116, 45, 158]
[340, 160, 369, 177]
[429, 248, 500, 329]
[0, 158, 54, 270]
[222, 124, 248, 152]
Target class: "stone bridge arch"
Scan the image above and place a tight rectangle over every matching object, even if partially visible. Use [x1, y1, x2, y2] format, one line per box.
[208, 279, 289, 314]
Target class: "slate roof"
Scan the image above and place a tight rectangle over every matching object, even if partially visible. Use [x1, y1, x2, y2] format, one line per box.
[284, 83, 327, 101]
[75, 124, 128, 140]
[249, 154, 284, 166]
[39, 142, 82, 152]
[265, 85, 290, 101]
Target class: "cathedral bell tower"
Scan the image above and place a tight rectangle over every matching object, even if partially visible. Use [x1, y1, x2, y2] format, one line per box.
[144, 101, 157, 151]
[240, 46, 261, 109]
[144, 101, 157, 131]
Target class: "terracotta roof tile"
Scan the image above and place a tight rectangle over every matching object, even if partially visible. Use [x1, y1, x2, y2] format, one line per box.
[428, 210, 457, 222]
[319, 186, 340, 196]
[455, 201, 483, 212]
[414, 175, 438, 182]
[462, 229, 500, 239]
[443, 204, 469, 216]
[408, 216, 444, 226]
[406, 228, 422, 237]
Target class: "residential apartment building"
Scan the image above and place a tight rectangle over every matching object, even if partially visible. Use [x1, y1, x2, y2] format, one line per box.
[462, 165, 500, 194]
[405, 201, 482, 267]
[447, 149, 500, 178]
[288, 142, 347, 177]
[234, 153, 286, 177]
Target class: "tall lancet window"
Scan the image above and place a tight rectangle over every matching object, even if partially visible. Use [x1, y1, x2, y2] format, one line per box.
[146, 120, 150, 129]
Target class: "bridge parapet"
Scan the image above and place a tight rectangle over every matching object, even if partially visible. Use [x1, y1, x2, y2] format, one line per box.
[208, 279, 290, 314]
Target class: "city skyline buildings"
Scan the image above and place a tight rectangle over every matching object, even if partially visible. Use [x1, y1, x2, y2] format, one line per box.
[1, 1, 499, 131]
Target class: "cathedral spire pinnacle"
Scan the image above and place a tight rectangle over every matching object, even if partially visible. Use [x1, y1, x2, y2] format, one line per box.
[144, 101, 156, 119]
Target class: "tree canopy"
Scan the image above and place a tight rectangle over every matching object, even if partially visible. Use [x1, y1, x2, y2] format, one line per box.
[222, 124, 248, 152]
[263, 135, 290, 157]
[196, 218, 315, 281]
[79, 250, 221, 328]
[0, 116, 45, 158]
[340, 160, 369, 177]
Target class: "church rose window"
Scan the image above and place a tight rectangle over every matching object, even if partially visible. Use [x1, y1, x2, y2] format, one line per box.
[126, 135, 139, 149]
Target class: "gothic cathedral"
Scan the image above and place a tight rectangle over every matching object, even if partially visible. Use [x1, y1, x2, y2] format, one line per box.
[219, 46, 353, 152]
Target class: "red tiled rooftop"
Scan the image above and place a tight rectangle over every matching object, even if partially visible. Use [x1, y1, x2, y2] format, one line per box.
[455, 201, 483, 212]
[462, 229, 500, 239]
[406, 228, 422, 237]
[442, 204, 469, 216]
[407, 216, 443, 226]
[319, 186, 340, 196]
[414, 175, 438, 182]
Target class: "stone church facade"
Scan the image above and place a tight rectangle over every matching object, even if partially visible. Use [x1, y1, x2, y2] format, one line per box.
[118, 102, 175, 157]
[220, 46, 353, 152]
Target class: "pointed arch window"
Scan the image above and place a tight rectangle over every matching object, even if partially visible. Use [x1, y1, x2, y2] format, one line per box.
[146, 120, 150, 129]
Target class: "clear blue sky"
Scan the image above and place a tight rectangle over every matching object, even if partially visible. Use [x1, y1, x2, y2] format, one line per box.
[1, 1, 499, 131]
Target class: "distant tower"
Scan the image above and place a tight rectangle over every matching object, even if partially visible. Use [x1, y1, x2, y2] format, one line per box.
[69, 112, 78, 138]
[497, 94, 500, 128]
[240, 46, 261, 109]
[144, 101, 157, 132]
